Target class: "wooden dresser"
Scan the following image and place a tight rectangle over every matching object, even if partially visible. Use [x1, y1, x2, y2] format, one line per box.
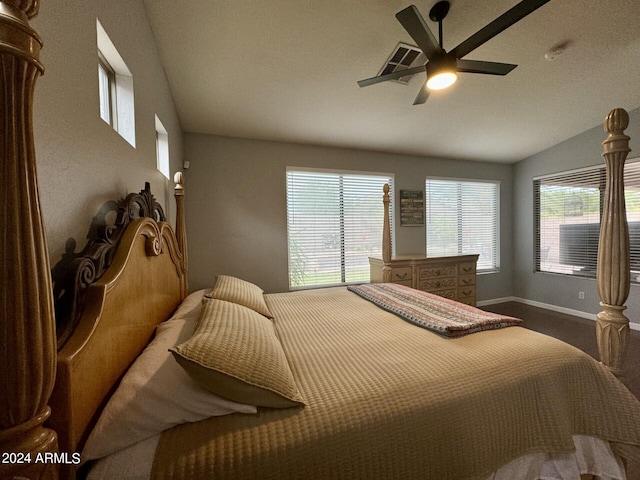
[369, 254, 479, 306]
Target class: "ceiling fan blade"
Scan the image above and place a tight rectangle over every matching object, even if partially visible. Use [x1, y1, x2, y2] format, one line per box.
[396, 5, 444, 61]
[357, 64, 427, 87]
[451, 0, 551, 59]
[456, 59, 517, 75]
[413, 79, 430, 105]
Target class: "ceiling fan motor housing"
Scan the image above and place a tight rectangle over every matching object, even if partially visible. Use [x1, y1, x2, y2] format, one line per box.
[427, 54, 457, 79]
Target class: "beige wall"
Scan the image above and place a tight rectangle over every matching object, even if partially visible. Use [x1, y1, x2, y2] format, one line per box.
[31, 0, 183, 266]
[184, 134, 514, 299]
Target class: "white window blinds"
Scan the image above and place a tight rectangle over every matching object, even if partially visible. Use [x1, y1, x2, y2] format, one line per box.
[425, 179, 499, 272]
[286, 169, 393, 289]
[534, 160, 640, 282]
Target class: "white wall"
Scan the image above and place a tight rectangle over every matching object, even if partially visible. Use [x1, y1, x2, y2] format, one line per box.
[513, 107, 640, 327]
[184, 134, 514, 297]
[31, 0, 183, 266]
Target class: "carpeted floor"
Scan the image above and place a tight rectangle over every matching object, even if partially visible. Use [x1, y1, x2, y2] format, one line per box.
[481, 301, 640, 480]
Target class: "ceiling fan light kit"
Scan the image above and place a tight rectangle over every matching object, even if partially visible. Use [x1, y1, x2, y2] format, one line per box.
[426, 54, 457, 90]
[358, 0, 551, 104]
[427, 71, 457, 90]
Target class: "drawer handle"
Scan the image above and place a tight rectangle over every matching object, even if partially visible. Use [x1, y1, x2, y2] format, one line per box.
[462, 279, 473, 285]
[395, 272, 408, 280]
[463, 267, 474, 273]
[463, 290, 473, 296]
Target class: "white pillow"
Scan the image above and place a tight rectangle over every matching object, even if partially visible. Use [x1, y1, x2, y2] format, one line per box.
[82, 290, 257, 461]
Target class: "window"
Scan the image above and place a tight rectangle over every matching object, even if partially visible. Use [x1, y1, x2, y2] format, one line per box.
[98, 53, 115, 126]
[286, 169, 394, 289]
[425, 178, 500, 272]
[534, 160, 640, 281]
[97, 19, 135, 147]
[155, 115, 170, 179]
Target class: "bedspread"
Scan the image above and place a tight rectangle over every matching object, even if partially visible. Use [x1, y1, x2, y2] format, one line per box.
[152, 287, 640, 479]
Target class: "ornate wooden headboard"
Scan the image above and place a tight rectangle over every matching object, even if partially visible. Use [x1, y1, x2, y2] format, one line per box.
[48, 187, 187, 477]
[52, 182, 170, 348]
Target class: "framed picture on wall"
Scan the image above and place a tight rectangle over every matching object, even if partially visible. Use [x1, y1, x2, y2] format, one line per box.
[400, 190, 424, 226]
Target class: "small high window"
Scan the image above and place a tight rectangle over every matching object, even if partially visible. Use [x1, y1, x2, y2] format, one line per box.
[97, 19, 135, 147]
[155, 115, 170, 179]
[98, 52, 116, 126]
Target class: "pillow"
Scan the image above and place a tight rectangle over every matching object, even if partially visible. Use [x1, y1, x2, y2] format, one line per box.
[82, 290, 257, 461]
[171, 299, 305, 408]
[205, 274, 273, 318]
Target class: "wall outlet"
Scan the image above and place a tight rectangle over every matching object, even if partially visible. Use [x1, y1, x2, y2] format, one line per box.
[578, 291, 585, 300]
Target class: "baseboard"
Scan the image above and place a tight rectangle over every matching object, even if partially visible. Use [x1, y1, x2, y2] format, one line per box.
[479, 296, 640, 332]
[477, 297, 517, 307]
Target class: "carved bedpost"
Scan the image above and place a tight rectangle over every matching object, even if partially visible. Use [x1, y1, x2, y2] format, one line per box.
[382, 183, 392, 282]
[174, 172, 188, 288]
[596, 108, 631, 379]
[0, 1, 60, 479]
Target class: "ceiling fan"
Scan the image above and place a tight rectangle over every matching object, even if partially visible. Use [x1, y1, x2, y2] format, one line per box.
[358, 0, 551, 104]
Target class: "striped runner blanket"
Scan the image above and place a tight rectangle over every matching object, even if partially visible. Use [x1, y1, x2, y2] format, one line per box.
[348, 283, 521, 337]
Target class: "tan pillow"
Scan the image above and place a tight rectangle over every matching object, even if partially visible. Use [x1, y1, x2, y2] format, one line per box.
[206, 275, 273, 318]
[171, 299, 305, 408]
[83, 291, 257, 461]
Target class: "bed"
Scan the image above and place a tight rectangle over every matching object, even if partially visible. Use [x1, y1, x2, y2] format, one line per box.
[1, 3, 639, 480]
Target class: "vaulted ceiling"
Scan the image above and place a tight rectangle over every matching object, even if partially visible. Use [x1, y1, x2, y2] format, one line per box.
[143, 0, 640, 163]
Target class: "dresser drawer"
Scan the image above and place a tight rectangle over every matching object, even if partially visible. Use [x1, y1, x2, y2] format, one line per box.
[430, 288, 456, 300]
[458, 274, 476, 287]
[458, 262, 476, 275]
[419, 277, 456, 291]
[419, 266, 456, 279]
[390, 267, 412, 283]
[458, 285, 476, 299]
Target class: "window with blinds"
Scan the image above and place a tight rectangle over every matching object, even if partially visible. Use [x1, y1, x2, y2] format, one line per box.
[534, 159, 640, 282]
[425, 179, 500, 272]
[286, 169, 393, 289]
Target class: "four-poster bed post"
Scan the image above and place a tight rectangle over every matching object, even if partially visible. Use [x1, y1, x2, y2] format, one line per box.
[381, 183, 392, 283]
[0, 1, 60, 479]
[596, 108, 632, 379]
[174, 172, 188, 275]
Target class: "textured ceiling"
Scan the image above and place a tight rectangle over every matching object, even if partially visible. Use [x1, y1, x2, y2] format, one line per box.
[143, 0, 640, 163]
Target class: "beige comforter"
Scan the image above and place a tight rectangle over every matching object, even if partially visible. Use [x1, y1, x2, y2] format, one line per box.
[152, 287, 640, 479]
